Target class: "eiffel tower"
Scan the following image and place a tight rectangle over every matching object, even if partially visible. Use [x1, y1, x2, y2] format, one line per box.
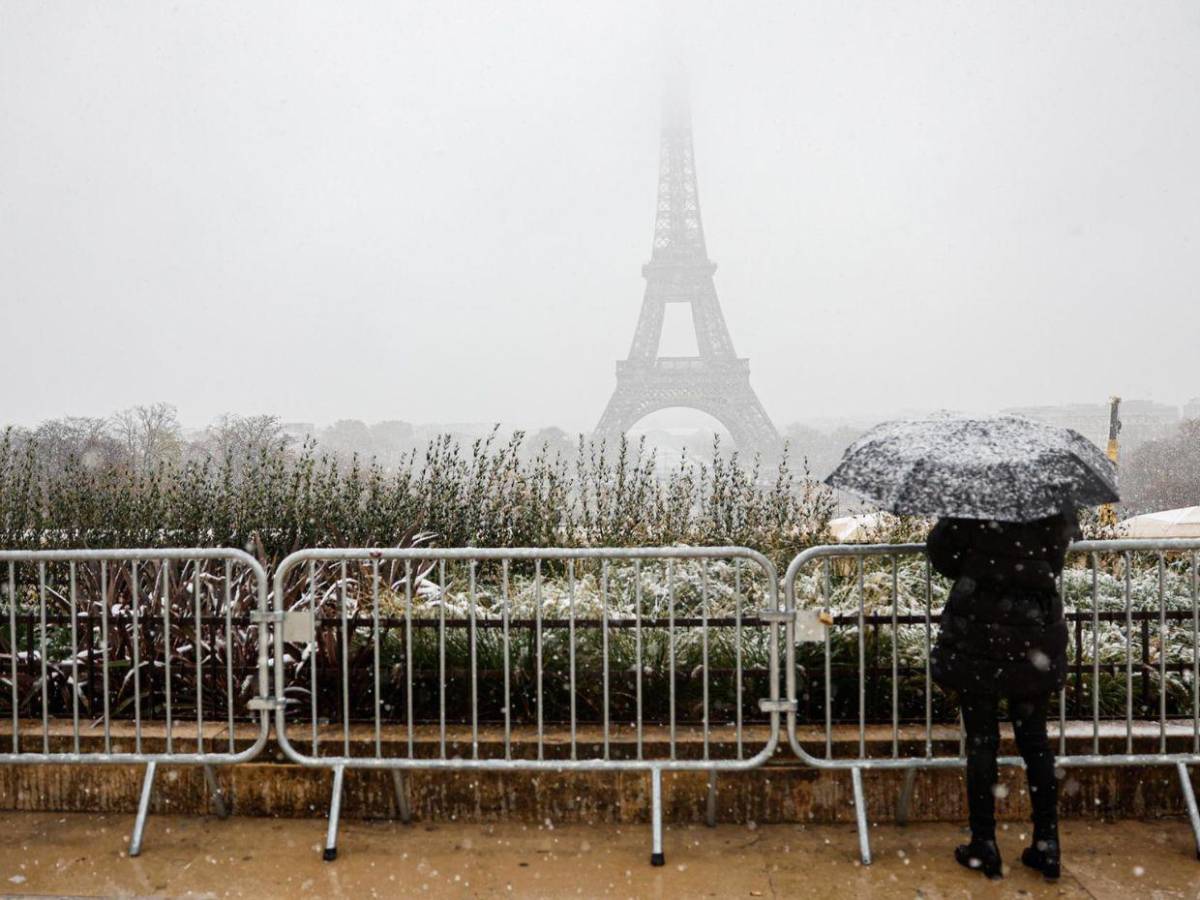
[595, 84, 782, 457]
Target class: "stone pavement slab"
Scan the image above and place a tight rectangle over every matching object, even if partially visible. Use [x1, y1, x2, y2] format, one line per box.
[0, 813, 1195, 898]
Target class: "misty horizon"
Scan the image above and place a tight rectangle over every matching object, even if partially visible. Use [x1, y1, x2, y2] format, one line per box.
[4, 1, 1198, 433]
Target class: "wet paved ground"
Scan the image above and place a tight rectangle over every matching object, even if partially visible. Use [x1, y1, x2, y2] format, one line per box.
[0, 813, 1196, 898]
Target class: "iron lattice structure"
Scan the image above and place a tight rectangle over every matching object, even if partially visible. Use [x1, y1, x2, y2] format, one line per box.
[595, 89, 782, 457]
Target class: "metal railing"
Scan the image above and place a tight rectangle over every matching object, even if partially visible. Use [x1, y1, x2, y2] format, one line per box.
[269, 546, 783, 863]
[0, 548, 270, 856]
[6, 538, 1200, 869]
[782, 538, 1200, 864]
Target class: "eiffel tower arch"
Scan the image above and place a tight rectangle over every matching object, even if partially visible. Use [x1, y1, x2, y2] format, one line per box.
[595, 84, 782, 457]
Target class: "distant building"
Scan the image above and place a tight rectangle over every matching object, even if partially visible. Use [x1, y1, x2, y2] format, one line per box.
[1184, 398, 1200, 422]
[1001, 400, 1180, 452]
[281, 422, 317, 443]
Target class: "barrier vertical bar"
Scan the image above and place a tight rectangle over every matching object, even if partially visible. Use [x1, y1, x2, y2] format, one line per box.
[891, 557, 899, 758]
[1125, 552, 1134, 754]
[1160, 554, 1168, 754]
[1092, 553, 1099, 755]
[438, 559, 447, 759]
[469, 560, 478, 760]
[600, 560, 609, 760]
[924, 559, 933, 759]
[52, 566, 79, 750]
[309, 560, 318, 757]
[131, 561, 143, 755]
[857, 558, 865, 759]
[1057, 574, 1066, 758]
[372, 560, 382, 759]
[536, 559, 544, 762]
[502, 559, 511, 761]
[162, 560, 173, 755]
[668, 559, 676, 760]
[100, 561, 111, 754]
[1193, 553, 1199, 755]
[701, 564, 710, 762]
[634, 559, 644, 761]
[340, 561, 351, 758]
[38, 562, 48, 754]
[7, 562, 16, 754]
[824, 558, 832, 760]
[69, 562, 80, 755]
[224, 560, 234, 753]
[86, 598, 94, 738]
[734, 560, 743, 761]
[405, 560, 414, 760]
[567, 560, 577, 761]
[194, 562, 203, 754]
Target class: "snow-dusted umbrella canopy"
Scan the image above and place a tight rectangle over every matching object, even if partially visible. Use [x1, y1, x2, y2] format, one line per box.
[1120, 506, 1200, 538]
[825, 415, 1118, 522]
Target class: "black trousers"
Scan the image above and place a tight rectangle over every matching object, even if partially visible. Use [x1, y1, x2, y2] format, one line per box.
[959, 691, 1058, 842]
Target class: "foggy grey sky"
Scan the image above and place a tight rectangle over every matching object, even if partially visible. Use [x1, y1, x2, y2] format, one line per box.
[3, 1, 1198, 432]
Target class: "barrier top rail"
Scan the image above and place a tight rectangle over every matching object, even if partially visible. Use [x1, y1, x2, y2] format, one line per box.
[0, 548, 269, 564]
[269, 545, 784, 773]
[279, 546, 779, 564]
[784, 538, 1200, 606]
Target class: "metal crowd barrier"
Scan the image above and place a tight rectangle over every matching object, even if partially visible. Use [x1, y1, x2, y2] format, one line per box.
[782, 538, 1200, 865]
[0, 549, 271, 856]
[268, 546, 784, 863]
[8, 539, 1200, 868]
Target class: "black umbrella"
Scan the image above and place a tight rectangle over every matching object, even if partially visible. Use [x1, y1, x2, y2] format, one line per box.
[825, 415, 1118, 522]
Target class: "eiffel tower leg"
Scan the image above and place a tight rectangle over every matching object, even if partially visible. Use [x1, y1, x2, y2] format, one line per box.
[690, 285, 736, 358]
[627, 293, 666, 361]
[595, 385, 643, 443]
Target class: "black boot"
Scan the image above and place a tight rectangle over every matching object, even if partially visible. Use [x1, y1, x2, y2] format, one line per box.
[954, 838, 1003, 879]
[1021, 827, 1061, 880]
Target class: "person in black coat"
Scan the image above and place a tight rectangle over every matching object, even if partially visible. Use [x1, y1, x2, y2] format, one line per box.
[928, 510, 1080, 880]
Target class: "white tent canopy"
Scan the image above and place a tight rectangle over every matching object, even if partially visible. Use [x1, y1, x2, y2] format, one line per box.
[1120, 506, 1200, 539]
[828, 512, 898, 542]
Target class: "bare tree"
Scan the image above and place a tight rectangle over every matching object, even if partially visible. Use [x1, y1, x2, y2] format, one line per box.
[524, 426, 576, 461]
[319, 419, 375, 461]
[33, 416, 128, 476]
[781, 423, 865, 481]
[198, 414, 289, 462]
[111, 403, 183, 472]
[1121, 419, 1200, 514]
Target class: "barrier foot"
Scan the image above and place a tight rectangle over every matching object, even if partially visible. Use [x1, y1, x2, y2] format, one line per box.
[896, 768, 916, 827]
[324, 765, 345, 862]
[130, 761, 158, 858]
[650, 768, 665, 867]
[202, 764, 229, 820]
[392, 770, 412, 825]
[1176, 762, 1200, 860]
[851, 767, 872, 866]
[705, 769, 717, 828]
